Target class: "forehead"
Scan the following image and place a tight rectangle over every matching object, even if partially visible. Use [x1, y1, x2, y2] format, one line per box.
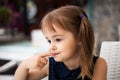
[42, 24, 66, 35]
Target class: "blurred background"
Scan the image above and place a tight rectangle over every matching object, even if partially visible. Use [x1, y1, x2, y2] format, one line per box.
[0, 0, 120, 80]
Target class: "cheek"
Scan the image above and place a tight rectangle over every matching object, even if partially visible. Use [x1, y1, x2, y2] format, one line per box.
[57, 43, 65, 51]
[60, 41, 77, 55]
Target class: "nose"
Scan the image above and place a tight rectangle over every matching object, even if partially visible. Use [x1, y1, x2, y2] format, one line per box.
[49, 44, 57, 52]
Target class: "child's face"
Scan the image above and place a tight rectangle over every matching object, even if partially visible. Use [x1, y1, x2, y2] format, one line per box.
[43, 25, 79, 62]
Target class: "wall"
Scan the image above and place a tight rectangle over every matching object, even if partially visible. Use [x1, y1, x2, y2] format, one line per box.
[92, 0, 120, 53]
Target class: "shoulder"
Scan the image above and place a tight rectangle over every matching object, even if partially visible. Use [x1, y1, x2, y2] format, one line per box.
[95, 57, 107, 69]
[93, 57, 107, 80]
[92, 55, 107, 67]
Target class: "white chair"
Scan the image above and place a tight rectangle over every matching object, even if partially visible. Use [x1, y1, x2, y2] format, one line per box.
[100, 41, 120, 80]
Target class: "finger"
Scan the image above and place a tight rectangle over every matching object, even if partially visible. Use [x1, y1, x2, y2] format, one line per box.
[41, 58, 48, 64]
[37, 61, 46, 69]
[38, 62, 44, 68]
[38, 57, 48, 65]
[50, 52, 56, 57]
[35, 65, 43, 70]
[35, 52, 51, 61]
[40, 52, 52, 58]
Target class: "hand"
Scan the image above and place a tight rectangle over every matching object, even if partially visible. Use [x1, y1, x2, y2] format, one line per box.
[24, 52, 51, 70]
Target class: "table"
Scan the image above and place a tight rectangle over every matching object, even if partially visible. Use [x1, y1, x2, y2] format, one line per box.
[0, 41, 48, 76]
[0, 41, 48, 61]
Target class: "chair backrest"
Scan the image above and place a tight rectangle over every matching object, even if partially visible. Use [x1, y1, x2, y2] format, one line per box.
[100, 41, 120, 80]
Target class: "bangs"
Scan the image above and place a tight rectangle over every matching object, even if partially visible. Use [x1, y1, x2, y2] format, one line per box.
[41, 11, 68, 33]
[41, 14, 56, 33]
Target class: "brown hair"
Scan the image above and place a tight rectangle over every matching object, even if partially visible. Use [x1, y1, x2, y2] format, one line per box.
[41, 5, 95, 79]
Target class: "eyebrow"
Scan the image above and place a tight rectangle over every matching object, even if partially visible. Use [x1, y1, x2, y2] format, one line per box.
[45, 34, 64, 39]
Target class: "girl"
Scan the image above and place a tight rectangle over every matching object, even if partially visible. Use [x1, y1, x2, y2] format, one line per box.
[14, 5, 107, 80]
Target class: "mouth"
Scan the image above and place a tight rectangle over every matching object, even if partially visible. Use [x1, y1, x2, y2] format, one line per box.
[51, 52, 60, 57]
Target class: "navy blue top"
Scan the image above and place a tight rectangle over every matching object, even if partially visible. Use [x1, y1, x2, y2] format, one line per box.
[49, 56, 98, 80]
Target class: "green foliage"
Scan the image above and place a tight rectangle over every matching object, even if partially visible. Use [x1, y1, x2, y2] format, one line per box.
[0, 6, 11, 26]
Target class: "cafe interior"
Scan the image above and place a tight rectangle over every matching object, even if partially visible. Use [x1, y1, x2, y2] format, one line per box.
[0, 0, 120, 80]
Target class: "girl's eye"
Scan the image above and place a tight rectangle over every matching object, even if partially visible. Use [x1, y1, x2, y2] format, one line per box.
[56, 38, 62, 42]
[47, 40, 51, 44]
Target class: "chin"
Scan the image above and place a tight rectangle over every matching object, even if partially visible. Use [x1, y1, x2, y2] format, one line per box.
[54, 57, 62, 62]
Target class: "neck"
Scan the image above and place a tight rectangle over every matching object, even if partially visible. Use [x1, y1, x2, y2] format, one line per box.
[63, 55, 80, 70]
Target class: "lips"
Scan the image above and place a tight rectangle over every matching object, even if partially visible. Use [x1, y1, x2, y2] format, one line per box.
[51, 52, 60, 57]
